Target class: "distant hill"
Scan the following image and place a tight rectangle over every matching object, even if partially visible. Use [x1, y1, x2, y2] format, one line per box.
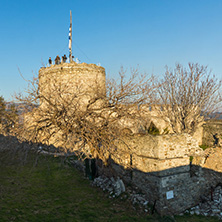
[5, 102, 38, 114]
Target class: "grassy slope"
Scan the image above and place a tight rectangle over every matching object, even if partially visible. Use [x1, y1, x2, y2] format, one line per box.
[0, 151, 220, 222]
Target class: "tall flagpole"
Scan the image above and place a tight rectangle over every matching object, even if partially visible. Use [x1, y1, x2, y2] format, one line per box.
[69, 10, 73, 62]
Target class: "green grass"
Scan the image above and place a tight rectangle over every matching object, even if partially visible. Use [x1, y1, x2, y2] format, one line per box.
[0, 151, 221, 222]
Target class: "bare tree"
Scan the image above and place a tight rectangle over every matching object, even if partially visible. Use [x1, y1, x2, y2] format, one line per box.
[157, 63, 222, 134]
[0, 96, 6, 123]
[0, 96, 18, 135]
[15, 67, 158, 166]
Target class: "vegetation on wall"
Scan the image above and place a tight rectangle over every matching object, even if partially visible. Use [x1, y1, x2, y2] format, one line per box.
[147, 122, 160, 135]
[199, 144, 209, 150]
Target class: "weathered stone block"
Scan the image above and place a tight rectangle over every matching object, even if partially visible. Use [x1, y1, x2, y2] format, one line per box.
[132, 155, 190, 175]
[117, 133, 203, 161]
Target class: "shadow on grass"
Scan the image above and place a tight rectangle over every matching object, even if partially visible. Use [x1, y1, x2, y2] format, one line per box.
[0, 134, 221, 221]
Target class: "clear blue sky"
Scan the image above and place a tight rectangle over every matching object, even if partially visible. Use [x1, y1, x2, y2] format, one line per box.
[0, 0, 222, 101]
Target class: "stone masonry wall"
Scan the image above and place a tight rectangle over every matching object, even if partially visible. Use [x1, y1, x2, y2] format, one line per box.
[39, 62, 106, 108]
[113, 133, 203, 173]
[110, 133, 205, 215]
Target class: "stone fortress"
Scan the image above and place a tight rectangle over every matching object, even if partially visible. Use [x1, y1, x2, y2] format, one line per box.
[37, 57, 221, 216]
[34, 12, 222, 215]
[39, 55, 204, 141]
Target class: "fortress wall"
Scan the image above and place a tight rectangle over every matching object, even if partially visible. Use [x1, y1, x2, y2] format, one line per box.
[114, 133, 203, 167]
[110, 133, 205, 215]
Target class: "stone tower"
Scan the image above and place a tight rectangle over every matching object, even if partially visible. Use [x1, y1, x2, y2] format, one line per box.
[38, 62, 106, 109]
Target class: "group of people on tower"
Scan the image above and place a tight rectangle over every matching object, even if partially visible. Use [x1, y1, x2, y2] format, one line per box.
[48, 54, 69, 65]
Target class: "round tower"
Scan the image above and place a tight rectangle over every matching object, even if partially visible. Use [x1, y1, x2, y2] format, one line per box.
[38, 62, 106, 108]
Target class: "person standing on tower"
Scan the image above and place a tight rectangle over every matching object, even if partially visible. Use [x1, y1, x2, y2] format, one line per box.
[55, 55, 60, 65]
[62, 54, 67, 63]
[48, 57, 52, 65]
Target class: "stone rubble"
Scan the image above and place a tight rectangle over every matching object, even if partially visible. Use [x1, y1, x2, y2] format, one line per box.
[185, 185, 222, 219]
[92, 176, 125, 197]
[91, 176, 150, 212]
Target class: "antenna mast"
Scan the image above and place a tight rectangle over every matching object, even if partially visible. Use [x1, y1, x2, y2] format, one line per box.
[69, 10, 73, 62]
